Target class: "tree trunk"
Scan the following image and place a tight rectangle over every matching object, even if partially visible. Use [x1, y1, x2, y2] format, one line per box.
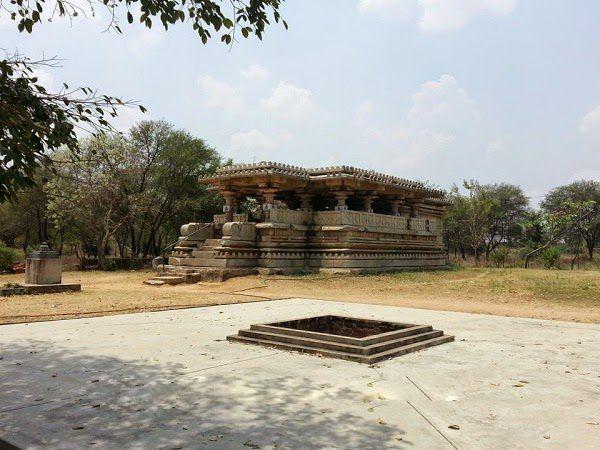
[585, 237, 595, 260]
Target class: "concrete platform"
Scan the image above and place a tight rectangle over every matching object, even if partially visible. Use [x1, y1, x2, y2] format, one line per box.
[1, 299, 599, 449]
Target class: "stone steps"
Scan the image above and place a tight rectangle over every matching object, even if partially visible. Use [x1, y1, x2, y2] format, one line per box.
[227, 333, 454, 364]
[236, 328, 443, 355]
[249, 323, 433, 345]
[145, 267, 259, 285]
[227, 316, 454, 364]
[143, 275, 186, 286]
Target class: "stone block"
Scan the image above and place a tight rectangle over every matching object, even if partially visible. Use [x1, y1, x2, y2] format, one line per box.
[222, 222, 257, 241]
[25, 243, 62, 285]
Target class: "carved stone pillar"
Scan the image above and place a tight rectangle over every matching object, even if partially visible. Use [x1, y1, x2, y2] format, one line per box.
[389, 198, 402, 216]
[233, 196, 244, 214]
[333, 191, 349, 211]
[298, 193, 314, 211]
[360, 192, 376, 213]
[260, 188, 278, 211]
[409, 201, 420, 218]
[221, 190, 236, 222]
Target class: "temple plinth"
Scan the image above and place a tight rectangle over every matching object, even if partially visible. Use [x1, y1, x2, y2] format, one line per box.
[163, 162, 448, 278]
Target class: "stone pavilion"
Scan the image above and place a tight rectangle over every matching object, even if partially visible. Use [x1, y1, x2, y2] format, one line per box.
[161, 162, 448, 279]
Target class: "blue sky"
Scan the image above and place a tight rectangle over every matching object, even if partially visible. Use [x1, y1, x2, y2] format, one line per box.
[2, 0, 600, 200]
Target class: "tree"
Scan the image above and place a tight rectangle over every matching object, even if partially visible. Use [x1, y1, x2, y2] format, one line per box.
[1, 0, 287, 202]
[0, 55, 139, 202]
[5, 0, 287, 43]
[44, 121, 223, 267]
[443, 186, 470, 259]
[46, 136, 129, 268]
[480, 183, 528, 259]
[444, 181, 529, 263]
[541, 181, 600, 259]
[0, 173, 53, 251]
[523, 200, 597, 268]
[116, 120, 222, 258]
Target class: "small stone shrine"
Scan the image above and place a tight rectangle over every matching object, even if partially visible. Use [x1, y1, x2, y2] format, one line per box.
[1, 243, 81, 296]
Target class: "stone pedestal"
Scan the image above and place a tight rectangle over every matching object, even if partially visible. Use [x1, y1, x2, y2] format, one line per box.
[26, 243, 62, 285]
[8, 243, 83, 295]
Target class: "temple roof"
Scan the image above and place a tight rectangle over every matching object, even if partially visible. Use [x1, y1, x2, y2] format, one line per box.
[201, 161, 445, 199]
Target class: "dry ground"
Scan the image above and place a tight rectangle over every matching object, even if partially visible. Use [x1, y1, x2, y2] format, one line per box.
[1, 267, 599, 325]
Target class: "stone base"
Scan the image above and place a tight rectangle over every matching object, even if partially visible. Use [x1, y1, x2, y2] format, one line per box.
[228, 315, 455, 364]
[0, 283, 81, 296]
[146, 267, 259, 285]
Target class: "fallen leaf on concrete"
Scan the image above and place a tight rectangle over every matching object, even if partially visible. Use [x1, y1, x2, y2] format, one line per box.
[587, 421, 600, 426]
[448, 425, 460, 430]
[543, 435, 551, 439]
[513, 383, 525, 387]
[377, 418, 387, 425]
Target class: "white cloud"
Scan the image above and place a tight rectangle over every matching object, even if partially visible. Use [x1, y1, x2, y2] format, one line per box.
[419, 0, 517, 32]
[126, 26, 165, 55]
[365, 74, 480, 168]
[260, 81, 314, 119]
[353, 100, 374, 125]
[357, 0, 517, 33]
[197, 75, 243, 111]
[357, 0, 415, 20]
[580, 105, 600, 135]
[228, 129, 294, 161]
[486, 138, 506, 154]
[580, 105, 600, 151]
[241, 64, 270, 81]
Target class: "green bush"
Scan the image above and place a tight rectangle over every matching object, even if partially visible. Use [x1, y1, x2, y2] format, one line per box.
[490, 247, 509, 268]
[101, 258, 117, 271]
[0, 242, 16, 272]
[540, 246, 562, 269]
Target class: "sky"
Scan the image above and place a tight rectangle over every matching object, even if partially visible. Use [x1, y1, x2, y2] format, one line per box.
[2, 0, 600, 201]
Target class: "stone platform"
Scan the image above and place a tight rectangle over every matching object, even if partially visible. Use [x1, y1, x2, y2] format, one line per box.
[1, 299, 599, 449]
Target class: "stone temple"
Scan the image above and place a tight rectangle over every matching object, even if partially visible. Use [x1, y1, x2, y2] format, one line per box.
[160, 162, 448, 281]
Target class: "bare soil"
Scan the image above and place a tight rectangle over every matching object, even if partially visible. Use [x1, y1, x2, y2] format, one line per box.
[1, 267, 599, 325]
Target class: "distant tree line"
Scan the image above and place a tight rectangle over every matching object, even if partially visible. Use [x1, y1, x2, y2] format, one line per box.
[1, 121, 599, 271]
[444, 180, 600, 268]
[0, 120, 224, 269]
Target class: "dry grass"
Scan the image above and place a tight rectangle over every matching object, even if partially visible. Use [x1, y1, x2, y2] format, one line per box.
[1, 267, 599, 325]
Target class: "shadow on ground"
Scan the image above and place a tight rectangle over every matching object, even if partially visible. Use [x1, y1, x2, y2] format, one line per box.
[0, 340, 409, 448]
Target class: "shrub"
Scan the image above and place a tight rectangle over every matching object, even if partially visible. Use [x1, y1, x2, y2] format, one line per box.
[0, 242, 17, 272]
[490, 247, 509, 268]
[101, 258, 117, 271]
[540, 246, 562, 269]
